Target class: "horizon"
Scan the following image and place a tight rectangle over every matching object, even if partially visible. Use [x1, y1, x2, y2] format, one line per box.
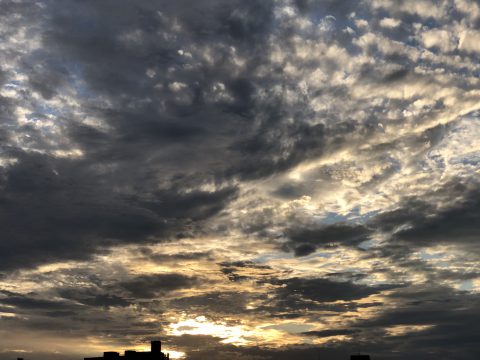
[8, 340, 374, 360]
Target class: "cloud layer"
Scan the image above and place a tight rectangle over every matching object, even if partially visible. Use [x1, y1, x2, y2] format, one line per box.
[1, 0, 480, 359]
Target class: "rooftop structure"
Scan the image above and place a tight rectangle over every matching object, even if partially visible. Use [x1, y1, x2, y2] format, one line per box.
[85, 341, 169, 360]
[350, 355, 371, 360]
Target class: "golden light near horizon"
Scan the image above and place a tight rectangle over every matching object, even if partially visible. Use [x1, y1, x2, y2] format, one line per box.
[168, 316, 251, 345]
[167, 315, 307, 348]
[130, 345, 185, 360]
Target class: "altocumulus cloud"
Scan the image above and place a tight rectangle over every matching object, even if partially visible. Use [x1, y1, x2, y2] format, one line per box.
[0, 1, 480, 359]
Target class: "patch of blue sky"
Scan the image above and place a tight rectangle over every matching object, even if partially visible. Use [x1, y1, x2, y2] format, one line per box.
[449, 151, 480, 166]
[299, 250, 335, 261]
[416, 250, 445, 260]
[459, 280, 474, 292]
[28, 102, 62, 119]
[252, 251, 294, 264]
[3, 81, 22, 88]
[357, 239, 376, 250]
[314, 208, 379, 226]
[423, 153, 446, 171]
[313, 211, 349, 225]
[349, 208, 382, 223]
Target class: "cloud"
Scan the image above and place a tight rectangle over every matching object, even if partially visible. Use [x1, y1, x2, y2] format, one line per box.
[118, 273, 201, 298]
[0, 149, 237, 270]
[379, 18, 402, 28]
[171, 292, 253, 315]
[57, 289, 131, 308]
[371, 179, 480, 251]
[0, 291, 76, 311]
[267, 277, 398, 306]
[1, 0, 480, 359]
[302, 328, 359, 337]
[286, 223, 372, 256]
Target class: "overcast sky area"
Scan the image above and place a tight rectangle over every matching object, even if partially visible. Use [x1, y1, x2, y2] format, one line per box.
[1, 0, 480, 359]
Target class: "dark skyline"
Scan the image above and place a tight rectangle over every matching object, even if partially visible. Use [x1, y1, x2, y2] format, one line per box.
[0, 1, 479, 359]
[84, 341, 171, 360]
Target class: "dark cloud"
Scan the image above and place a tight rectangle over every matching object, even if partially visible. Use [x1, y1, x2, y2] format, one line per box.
[171, 291, 254, 316]
[231, 122, 328, 180]
[118, 273, 200, 298]
[252, 277, 399, 319]
[285, 223, 372, 256]
[292, 243, 317, 257]
[359, 64, 412, 84]
[0, 0, 329, 271]
[24, 59, 69, 100]
[348, 285, 480, 358]
[0, 149, 237, 270]
[219, 260, 272, 270]
[44, 310, 78, 318]
[271, 183, 310, 200]
[370, 179, 480, 253]
[143, 250, 213, 263]
[0, 0, 389, 271]
[302, 328, 359, 337]
[1, 0, 480, 359]
[0, 293, 73, 311]
[219, 261, 274, 282]
[58, 288, 130, 308]
[271, 277, 396, 303]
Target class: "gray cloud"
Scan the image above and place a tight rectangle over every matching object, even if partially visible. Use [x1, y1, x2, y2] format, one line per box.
[285, 223, 372, 256]
[1, 0, 480, 359]
[0, 149, 236, 270]
[118, 273, 201, 298]
[371, 179, 480, 252]
[57, 288, 131, 308]
[274, 277, 395, 302]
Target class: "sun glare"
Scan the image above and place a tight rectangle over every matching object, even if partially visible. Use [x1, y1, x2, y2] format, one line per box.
[168, 316, 249, 345]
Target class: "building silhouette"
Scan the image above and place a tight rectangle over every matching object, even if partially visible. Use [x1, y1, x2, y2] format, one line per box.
[83, 340, 372, 360]
[350, 355, 370, 360]
[85, 341, 169, 360]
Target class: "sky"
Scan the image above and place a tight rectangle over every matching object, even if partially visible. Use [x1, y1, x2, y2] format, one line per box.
[0, 0, 479, 359]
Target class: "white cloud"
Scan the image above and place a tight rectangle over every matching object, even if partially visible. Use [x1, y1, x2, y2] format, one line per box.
[420, 28, 457, 52]
[379, 17, 401, 28]
[458, 29, 480, 53]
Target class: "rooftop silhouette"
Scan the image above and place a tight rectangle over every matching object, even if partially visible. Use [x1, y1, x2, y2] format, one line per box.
[79, 340, 374, 360]
[85, 341, 169, 360]
[350, 355, 371, 360]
